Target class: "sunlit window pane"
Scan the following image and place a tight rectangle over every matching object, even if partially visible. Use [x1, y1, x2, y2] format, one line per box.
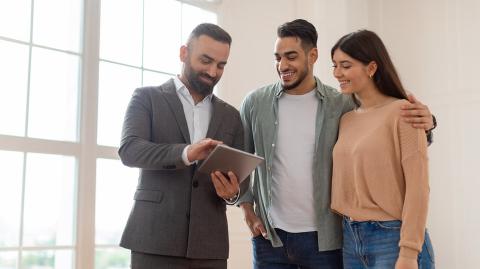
[95, 248, 130, 269]
[33, 0, 83, 52]
[28, 47, 80, 141]
[181, 3, 217, 44]
[95, 159, 137, 245]
[143, 70, 173, 87]
[97, 61, 141, 147]
[100, 0, 142, 66]
[0, 40, 29, 136]
[22, 153, 75, 247]
[143, 0, 181, 74]
[21, 250, 73, 269]
[0, 0, 31, 41]
[0, 251, 17, 269]
[0, 151, 23, 248]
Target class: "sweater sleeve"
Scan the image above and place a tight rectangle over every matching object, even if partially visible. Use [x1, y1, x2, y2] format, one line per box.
[397, 116, 430, 259]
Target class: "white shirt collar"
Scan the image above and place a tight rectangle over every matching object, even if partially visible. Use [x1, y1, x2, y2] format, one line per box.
[173, 75, 213, 103]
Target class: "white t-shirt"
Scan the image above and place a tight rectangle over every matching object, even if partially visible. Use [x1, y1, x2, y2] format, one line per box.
[270, 89, 318, 232]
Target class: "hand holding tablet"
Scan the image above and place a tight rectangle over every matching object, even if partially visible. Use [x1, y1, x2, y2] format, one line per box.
[198, 144, 264, 183]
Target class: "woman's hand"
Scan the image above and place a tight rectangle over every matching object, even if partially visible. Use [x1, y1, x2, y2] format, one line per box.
[395, 256, 418, 269]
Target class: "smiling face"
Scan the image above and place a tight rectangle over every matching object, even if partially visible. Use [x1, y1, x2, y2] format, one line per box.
[180, 35, 230, 96]
[274, 37, 317, 92]
[332, 48, 376, 95]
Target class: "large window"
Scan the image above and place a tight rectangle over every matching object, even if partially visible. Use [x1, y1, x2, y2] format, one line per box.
[0, 0, 217, 268]
[97, 0, 216, 148]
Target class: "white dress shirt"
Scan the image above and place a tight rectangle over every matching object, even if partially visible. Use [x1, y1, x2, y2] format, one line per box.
[173, 76, 213, 165]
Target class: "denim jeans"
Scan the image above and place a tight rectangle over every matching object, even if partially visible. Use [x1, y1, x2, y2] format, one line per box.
[252, 228, 343, 269]
[342, 217, 435, 269]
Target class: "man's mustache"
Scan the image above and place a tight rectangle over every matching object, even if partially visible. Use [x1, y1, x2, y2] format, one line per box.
[199, 73, 216, 83]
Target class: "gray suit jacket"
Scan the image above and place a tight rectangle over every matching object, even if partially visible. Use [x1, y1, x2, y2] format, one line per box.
[118, 79, 244, 260]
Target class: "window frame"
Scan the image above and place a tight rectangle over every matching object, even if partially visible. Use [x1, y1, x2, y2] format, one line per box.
[0, 0, 220, 268]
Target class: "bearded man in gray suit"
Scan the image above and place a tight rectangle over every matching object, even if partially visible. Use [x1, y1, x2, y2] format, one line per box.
[118, 23, 243, 269]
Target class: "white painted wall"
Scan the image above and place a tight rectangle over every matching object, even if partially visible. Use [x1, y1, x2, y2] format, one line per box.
[217, 1, 480, 268]
[372, 1, 480, 268]
[217, 0, 297, 104]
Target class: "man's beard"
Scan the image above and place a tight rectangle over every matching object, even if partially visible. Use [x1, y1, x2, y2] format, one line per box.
[279, 64, 308, 91]
[184, 64, 218, 96]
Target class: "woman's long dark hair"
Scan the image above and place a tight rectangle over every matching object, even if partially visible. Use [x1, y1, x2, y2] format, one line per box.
[331, 30, 408, 105]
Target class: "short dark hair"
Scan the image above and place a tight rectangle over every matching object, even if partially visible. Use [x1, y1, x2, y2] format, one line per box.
[331, 30, 408, 103]
[277, 19, 317, 50]
[187, 23, 232, 46]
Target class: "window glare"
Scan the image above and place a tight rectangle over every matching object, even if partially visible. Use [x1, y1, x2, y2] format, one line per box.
[0, 40, 29, 136]
[28, 47, 80, 142]
[143, 0, 181, 74]
[97, 61, 141, 147]
[143, 70, 173, 87]
[0, 0, 31, 41]
[100, 0, 142, 66]
[21, 250, 74, 269]
[0, 251, 17, 269]
[95, 159, 138, 245]
[33, 0, 83, 52]
[0, 151, 24, 248]
[22, 153, 75, 247]
[95, 248, 130, 269]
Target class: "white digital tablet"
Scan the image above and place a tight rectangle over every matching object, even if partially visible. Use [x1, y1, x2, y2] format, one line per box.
[198, 144, 264, 183]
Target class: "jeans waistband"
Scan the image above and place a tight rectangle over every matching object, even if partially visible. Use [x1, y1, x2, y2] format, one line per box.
[342, 215, 401, 225]
[342, 215, 359, 224]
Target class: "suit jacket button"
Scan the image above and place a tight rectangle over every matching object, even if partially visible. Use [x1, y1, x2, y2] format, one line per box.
[192, 181, 199, 188]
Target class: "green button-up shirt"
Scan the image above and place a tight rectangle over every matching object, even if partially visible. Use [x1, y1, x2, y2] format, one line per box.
[238, 77, 354, 251]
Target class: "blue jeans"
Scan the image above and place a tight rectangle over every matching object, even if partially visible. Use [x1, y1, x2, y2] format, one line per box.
[252, 228, 343, 269]
[342, 217, 435, 269]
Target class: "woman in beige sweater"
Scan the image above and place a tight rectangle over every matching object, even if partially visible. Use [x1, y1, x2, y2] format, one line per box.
[330, 30, 435, 269]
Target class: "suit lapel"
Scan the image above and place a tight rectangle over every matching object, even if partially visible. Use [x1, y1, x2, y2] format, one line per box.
[206, 95, 225, 139]
[162, 79, 191, 144]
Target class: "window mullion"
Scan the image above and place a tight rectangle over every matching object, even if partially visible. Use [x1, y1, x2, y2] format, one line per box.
[18, 0, 34, 265]
[75, 0, 101, 268]
[24, 0, 34, 139]
[17, 152, 27, 269]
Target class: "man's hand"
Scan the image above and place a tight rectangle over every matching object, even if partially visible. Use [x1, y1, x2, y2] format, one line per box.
[187, 138, 222, 162]
[240, 203, 267, 238]
[211, 171, 239, 200]
[395, 256, 418, 269]
[400, 94, 434, 130]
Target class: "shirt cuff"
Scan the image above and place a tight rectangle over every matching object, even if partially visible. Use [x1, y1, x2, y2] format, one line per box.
[181, 145, 194, 166]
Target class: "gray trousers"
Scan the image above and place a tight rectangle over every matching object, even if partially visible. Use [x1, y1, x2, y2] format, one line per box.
[131, 251, 227, 269]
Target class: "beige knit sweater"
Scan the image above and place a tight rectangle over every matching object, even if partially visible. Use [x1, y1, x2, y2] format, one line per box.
[331, 99, 429, 259]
